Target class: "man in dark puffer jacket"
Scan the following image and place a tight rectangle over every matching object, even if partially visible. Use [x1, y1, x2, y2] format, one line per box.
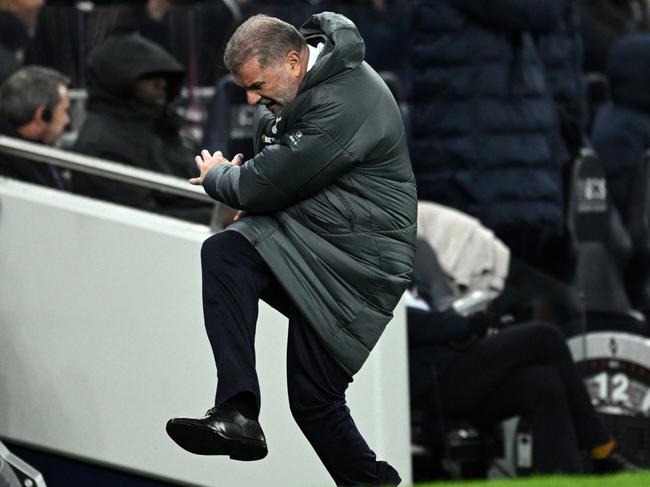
[592, 33, 650, 315]
[410, 0, 573, 282]
[592, 33, 650, 217]
[166, 12, 416, 486]
[537, 0, 588, 162]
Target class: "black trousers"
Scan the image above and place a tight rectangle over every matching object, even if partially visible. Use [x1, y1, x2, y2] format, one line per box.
[436, 322, 610, 474]
[200, 230, 400, 486]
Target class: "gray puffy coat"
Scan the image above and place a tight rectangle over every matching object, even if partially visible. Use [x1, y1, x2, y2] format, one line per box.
[203, 12, 417, 375]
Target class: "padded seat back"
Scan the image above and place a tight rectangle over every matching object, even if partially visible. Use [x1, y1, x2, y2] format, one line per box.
[624, 150, 650, 314]
[568, 149, 646, 332]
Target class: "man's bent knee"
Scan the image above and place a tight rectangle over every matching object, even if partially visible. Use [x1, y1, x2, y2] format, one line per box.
[202, 231, 240, 261]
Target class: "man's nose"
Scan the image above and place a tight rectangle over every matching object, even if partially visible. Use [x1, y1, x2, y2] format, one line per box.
[246, 91, 261, 105]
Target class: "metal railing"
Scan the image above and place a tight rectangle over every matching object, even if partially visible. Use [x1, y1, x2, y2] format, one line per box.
[68, 86, 217, 103]
[0, 135, 212, 203]
[0, 135, 225, 229]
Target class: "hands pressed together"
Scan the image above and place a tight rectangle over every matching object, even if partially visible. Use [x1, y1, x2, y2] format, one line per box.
[189, 149, 244, 185]
[190, 149, 247, 221]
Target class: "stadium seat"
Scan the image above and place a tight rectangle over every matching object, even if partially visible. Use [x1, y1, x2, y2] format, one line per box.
[585, 72, 610, 133]
[623, 150, 650, 321]
[568, 148, 646, 334]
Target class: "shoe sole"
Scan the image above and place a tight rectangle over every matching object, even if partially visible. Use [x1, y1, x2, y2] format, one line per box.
[166, 420, 267, 461]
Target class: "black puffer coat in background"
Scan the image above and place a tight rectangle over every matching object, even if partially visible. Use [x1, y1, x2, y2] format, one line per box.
[0, 11, 29, 84]
[592, 33, 650, 216]
[537, 0, 587, 160]
[72, 32, 212, 224]
[410, 0, 569, 277]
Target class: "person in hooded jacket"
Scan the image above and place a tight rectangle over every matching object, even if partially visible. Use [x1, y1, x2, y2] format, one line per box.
[592, 33, 650, 218]
[578, 0, 648, 73]
[537, 0, 588, 163]
[410, 0, 573, 283]
[165, 13, 416, 486]
[591, 33, 650, 315]
[72, 32, 212, 224]
[408, 301, 637, 474]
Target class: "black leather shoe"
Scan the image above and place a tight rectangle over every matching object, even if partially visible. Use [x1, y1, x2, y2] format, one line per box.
[166, 404, 267, 461]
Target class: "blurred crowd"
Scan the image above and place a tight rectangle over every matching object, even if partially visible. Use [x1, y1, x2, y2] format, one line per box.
[1, 0, 650, 480]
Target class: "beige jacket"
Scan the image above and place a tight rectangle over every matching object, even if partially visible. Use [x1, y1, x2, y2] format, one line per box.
[417, 201, 510, 297]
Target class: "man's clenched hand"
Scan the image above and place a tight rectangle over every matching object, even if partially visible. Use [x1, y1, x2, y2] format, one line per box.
[189, 150, 244, 185]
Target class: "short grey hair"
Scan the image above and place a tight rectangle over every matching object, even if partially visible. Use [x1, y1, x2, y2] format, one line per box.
[224, 14, 307, 73]
[0, 66, 70, 128]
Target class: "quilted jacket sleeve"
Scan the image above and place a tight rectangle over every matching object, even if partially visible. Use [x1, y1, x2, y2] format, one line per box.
[202, 106, 357, 212]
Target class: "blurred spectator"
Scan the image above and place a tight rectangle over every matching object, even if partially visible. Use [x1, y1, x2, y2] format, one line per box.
[407, 305, 636, 474]
[0, 65, 71, 189]
[410, 202, 638, 474]
[579, 0, 649, 73]
[245, 0, 322, 29]
[0, 0, 44, 30]
[591, 33, 650, 315]
[417, 201, 585, 337]
[592, 33, 650, 215]
[72, 32, 212, 224]
[0, 0, 45, 83]
[24, 2, 89, 87]
[0, 10, 29, 83]
[139, 0, 173, 50]
[409, 0, 573, 282]
[537, 0, 588, 163]
[193, 0, 251, 85]
[321, 0, 411, 83]
[107, 0, 252, 86]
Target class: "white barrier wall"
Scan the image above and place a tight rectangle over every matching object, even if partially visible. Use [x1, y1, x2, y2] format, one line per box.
[0, 178, 412, 487]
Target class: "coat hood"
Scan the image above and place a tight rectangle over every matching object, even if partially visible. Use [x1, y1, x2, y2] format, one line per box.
[85, 33, 185, 115]
[608, 34, 650, 112]
[298, 12, 365, 92]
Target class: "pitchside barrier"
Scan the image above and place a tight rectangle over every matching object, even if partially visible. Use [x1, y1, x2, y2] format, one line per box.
[0, 177, 412, 487]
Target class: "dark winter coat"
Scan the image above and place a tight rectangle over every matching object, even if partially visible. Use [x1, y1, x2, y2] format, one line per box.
[592, 33, 650, 215]
[578, 0, 639, 73]
[0, 11, 29, 84]
[72, 33, 211, 223]
[410, 0, 566, 240]
[537, 0, 587, 158]
[0, 118, 69, 190]
[203, 12, 417, 375]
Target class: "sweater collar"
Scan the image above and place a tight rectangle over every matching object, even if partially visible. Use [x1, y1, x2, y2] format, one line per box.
[306, 42, 324, 72]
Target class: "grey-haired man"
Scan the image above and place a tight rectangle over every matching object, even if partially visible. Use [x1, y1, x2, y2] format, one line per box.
[167, 13, 416, 486]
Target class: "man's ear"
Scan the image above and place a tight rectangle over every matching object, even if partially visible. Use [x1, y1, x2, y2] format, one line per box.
[285, 50, 302, 74]
[33, 105, 49, 126]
